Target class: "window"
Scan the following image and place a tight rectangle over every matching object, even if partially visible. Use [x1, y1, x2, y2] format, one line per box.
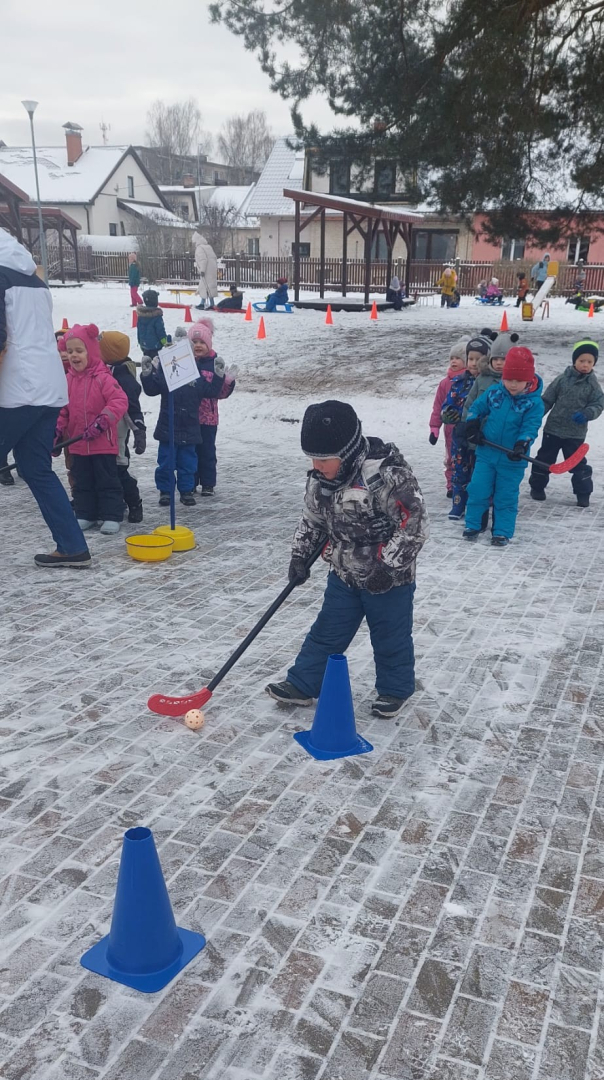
[292, 241, 310, 257]
[568, 236, 590, 263]
[412, 230, 458, 261]
[329, 161, 351, 196]
[179, 203, 190, 220]
[109, 223, 117, 236]
[371, 232, 389, 260]
[374, 161, 396, 197]
[127, 175, 135, 199]
[247, 238, 260, 255]
[501, 238, 526, 260]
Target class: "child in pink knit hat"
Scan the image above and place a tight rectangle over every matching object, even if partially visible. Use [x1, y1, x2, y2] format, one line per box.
[186, 319, 237, 496]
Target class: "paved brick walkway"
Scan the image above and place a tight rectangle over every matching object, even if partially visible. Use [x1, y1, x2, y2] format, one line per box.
[0, 380, 603, 1079]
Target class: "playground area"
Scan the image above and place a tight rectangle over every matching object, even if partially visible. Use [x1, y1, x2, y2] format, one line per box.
[0, 284, 603, 1079]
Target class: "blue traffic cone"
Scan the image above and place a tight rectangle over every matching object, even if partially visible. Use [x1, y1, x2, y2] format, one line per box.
[80, 827, 205, 993]
[293, 653, 373, 760]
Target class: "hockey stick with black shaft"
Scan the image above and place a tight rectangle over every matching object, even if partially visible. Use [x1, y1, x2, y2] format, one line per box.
[479, 437, 589, 474]
[0, 433, 86, 475]
[147, 538, 327, 717]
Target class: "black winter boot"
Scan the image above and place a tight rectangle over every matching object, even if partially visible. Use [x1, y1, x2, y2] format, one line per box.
[201, 486, 215, 497]
[158, 493, 170, 507]
[0, 469, 15, 486]
[530, 488, 546, 501]
[128, 501, 144, 523]
[577, 493, 590, 507]
[180, 491, 196, 506]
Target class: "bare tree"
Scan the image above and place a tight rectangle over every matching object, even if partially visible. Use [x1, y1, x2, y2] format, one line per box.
[197, 200, 240, 256]
[145, 99, 213, 181]
[129, 212, 193, 283]
[217, 110, 274, 181]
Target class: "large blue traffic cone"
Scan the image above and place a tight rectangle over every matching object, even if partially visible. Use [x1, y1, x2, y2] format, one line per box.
[80, 827, 205, 993]
[293, 653, 373, 760]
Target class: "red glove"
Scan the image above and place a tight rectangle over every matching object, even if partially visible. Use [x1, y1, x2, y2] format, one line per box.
[82, 415, 110, 441]
[52, 430, 65, 457]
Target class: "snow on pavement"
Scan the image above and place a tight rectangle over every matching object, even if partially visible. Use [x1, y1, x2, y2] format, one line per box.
[0, 283, 603, 1079]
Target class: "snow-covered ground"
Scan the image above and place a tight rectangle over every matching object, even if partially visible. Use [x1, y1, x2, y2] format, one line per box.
[0, 284, 603, 1079]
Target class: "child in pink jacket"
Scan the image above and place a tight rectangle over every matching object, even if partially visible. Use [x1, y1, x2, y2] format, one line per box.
[184, 319, 237, 495]
[429, 337, 469, 496]
[56, 323, 128, 535]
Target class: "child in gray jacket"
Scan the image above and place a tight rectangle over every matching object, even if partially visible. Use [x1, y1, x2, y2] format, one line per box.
[529, 339, 604, 507]
[462, 331, 519, 418]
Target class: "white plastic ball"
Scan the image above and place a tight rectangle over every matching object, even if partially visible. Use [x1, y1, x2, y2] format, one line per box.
[184, 709, 205, 730]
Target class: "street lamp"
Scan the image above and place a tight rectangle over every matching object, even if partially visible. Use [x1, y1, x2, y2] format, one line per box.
[21, 99, 48, 283]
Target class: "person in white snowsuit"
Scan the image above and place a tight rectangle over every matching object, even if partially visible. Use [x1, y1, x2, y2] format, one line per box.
[193, 232, 218, 310]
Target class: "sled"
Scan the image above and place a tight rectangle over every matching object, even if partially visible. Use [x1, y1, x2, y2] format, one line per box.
[252, 301, 294, 314]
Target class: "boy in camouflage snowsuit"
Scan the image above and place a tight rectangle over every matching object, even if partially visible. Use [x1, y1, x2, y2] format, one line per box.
[266, 400, 429, 718]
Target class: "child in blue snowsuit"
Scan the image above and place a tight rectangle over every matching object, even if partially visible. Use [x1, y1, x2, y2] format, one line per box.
[136, 289, 167, 357]
[441, 338, 488, 520]
[461, 346, 544, 546]
[265, 277, 289, 312]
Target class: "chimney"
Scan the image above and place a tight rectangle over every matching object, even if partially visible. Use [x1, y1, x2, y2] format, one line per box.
[182, 174, 195, 188]
[63, 122, 84, 166]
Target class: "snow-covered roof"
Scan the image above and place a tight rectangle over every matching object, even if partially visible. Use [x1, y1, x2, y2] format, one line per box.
[0, 145, 133, 204]
[117, 200, 191, 228]
[195, 184, 258, 227]
[159, 185, 199, 194]
[78, 234, 138, 252]
[247, 138, 304, 217]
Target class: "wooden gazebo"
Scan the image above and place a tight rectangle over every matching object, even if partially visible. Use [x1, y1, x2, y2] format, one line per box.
[0, 178, 81, 283]
[283, 188, 425, 304]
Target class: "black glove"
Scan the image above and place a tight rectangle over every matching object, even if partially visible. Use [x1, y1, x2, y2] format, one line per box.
[133, 423, 146, 455]
[429, 432, 438, 446]
[465, 419, 484, 446]
[507, 439, 530, 461]
[441, 406, 461, 425]
[288, 555, 310, 586]
[364, 563, 393, 594]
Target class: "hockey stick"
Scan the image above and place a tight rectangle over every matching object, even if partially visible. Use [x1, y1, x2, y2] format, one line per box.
[147, 539, 327, 717]
[0, 433, 86, 475]
[479, 438, 589, 474]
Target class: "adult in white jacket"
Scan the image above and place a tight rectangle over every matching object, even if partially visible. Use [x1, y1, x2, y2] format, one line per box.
[0, 229, 90, 567]
[193, 232, 218, 309]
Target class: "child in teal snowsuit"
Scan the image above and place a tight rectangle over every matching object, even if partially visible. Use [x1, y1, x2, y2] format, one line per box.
[461, 346, 544, 546]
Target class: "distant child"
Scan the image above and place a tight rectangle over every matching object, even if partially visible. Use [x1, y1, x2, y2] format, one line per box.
[99, 331, 146, 523]
[386, 275, 403, 310]
[186, 319, 237, 496]
[216, 284, 244, 311]
[437, 266, 457, 308]
[485, 277, 503, 302]
[462, 331, 519, 418]
[442, 336, 491, 520]
[140, 330, 226, 507]
[55, 324, 129, 535]
[516, 271, 529, 307]
[429, 338, 469, 497]
[461, 346, 544, 546]
[477, 281, 488, 298]
[128, 253, 143, 307]
[265, 277, 289, 312]
[136, 289, 166, 357]
[529, 339, 603, 507]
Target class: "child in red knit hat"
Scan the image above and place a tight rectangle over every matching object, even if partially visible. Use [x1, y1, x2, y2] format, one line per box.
[459, 346, 544, 546]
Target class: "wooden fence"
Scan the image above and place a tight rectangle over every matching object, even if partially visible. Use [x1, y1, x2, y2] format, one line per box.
[58, 249, 604, 296]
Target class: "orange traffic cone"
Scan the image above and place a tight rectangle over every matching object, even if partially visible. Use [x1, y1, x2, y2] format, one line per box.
[184, 306, 192, 323]
[132, 310, 138, 329]
[370, 301, 378, 321]
[499, 310, 509, 332]
[244, 302, 252, 322]
[325, 304, 333, 325]
[257, 316, 266, 340]
[589, 303, 595, 318]
[61, 317, 69, 330]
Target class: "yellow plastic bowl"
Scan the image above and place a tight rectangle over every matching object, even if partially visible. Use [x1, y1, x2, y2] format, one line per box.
[125, 534, 174, 562]
[153, 525, 196, 552]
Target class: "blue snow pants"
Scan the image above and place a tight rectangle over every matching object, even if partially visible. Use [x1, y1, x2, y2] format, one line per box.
[465, 446, 527, 539]
[155, 442, 197, 494]
[288, 570, 416, 699]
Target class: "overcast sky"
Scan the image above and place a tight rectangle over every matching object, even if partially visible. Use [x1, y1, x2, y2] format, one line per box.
[1, 0, 338, 154]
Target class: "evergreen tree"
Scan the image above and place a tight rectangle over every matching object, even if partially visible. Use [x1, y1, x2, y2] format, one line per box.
[210, 0, 604, 242]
